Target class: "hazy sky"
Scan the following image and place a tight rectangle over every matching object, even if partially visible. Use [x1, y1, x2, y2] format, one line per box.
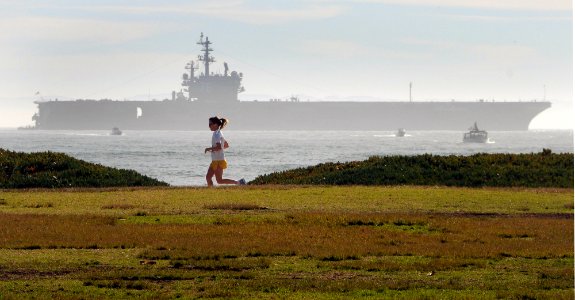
[0, 0, 572, 129]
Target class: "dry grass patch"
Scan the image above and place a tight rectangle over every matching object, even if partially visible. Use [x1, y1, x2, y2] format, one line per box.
[203, 203, 268, 211]
[0, 212, 571, 259]
[23, 202, 53, 208]
[101, 204, 137, 210]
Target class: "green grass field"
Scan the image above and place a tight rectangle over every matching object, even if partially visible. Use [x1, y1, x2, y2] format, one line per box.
[0, 186, 572, 299]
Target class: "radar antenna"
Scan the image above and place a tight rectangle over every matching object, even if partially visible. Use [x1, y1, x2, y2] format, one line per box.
[185, 60, 198, 78]
[183, 60, 198, 100]
[197, 34, 215, 77]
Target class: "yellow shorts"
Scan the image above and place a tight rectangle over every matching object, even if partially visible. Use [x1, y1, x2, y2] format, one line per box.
[210, 160, 227, 170]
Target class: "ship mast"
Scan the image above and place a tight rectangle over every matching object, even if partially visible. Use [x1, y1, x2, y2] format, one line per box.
[183, 60, 197, 101]
[197, 33, 215, 77]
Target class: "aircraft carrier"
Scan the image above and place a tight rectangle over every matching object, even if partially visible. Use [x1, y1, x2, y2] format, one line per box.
[30, 34, 551, 131]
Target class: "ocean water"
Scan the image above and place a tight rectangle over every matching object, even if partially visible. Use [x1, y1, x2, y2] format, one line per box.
[0, 129, 572, 186]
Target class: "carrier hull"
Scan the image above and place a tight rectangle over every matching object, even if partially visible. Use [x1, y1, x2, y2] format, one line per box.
[33, 100, 550, 131]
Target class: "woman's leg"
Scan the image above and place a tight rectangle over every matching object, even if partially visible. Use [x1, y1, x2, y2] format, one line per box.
[214, 167, 238, 185]
[206, 166, 216, 187]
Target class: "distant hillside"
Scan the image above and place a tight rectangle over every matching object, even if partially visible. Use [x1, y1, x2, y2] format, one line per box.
[251, 150, 573, 188]
[0, 149, 168, 188]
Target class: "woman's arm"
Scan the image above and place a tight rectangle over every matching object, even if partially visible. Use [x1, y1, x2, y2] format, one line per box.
[204, 143, 223, 153]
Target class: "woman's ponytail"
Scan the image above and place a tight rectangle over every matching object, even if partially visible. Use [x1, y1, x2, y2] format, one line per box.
[219, 118, 228, 129]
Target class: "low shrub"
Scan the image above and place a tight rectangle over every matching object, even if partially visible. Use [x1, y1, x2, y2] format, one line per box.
[251, 150, 573, 188]
[0, 148, 168, 188]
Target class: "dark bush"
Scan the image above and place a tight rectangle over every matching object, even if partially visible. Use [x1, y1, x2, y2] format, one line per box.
[250, 150, 573, 188]
[0, 148, 168, 188]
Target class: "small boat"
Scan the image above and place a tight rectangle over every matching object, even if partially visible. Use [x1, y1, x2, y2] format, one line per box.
[17, 125, 36, 130]
[395, 128, 406, 137]
[463, 122, 488, 143]
[110, 127, 122, 135]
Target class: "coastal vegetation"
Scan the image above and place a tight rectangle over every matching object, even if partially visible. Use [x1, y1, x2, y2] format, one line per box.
[0, 148, 572, 298]
[0, 148, 168, 188]
[251, 150, 573, 188]
[0, 186, 572, 299]
[2, 148, 571, 189]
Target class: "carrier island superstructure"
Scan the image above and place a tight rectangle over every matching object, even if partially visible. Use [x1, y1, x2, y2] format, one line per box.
[30, 34, 551, 131]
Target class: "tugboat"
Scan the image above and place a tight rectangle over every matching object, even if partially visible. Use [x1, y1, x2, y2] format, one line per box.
[110, 127, 122, 136]
[395, 128, 406, 137]
[463, 122, 488, 143]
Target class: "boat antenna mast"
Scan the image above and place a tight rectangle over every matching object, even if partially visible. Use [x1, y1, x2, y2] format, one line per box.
[183, 60, 198, 100]
[197, 32, 215, 77]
